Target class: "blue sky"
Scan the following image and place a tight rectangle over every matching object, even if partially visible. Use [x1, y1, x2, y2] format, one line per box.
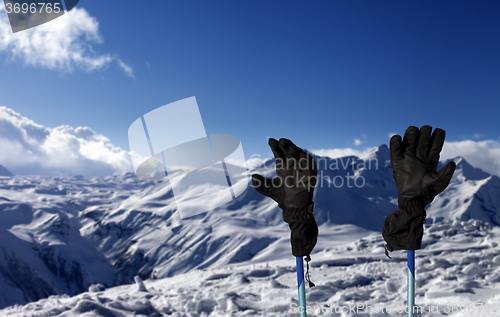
[0, 1, 499, 176]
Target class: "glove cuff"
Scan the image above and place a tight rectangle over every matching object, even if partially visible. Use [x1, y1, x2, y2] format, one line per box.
[398, 197, 426, 210]
[281, 203, 318, 257]
[382, 198, 427, 254]
[281, 203, 314, 221]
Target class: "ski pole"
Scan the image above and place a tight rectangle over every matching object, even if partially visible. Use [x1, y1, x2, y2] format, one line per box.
[296, 257, 307, 317]
[407, 250, 415, 317]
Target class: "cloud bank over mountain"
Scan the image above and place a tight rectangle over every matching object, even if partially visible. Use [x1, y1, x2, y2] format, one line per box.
[0, 107, 135, 177]
[311, 139, 500, 178]
[441, 139, 500, 178]
[0, 105, 499, 178]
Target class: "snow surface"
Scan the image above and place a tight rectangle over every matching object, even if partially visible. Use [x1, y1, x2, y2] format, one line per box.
[0, 146, 499, 316]
[1, 220, 500, 316]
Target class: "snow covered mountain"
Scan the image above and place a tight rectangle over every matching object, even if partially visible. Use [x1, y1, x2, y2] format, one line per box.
[0, 164, 12, 176]
[2, 219, 500, 316]
[0, 145, 499, 310]
[0, 173, 151, 308]
[428, 157, 500, 225]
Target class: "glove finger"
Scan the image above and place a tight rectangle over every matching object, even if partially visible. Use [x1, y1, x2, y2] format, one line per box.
[390, 134, 404, 163]
[299, 151, 309, 170]
[432, 161, 456, 195]
[428, 128, 446, 164]
[251, 174, 283, 204]
[298, 151, 315, 170]
[279, 138, 298, 168]
[403, 126, 419, 157]
[287, 140, 301, 161]
[269, 138, 284, 159]
[416, 125, 432, 161]
[251, 173, 273, 194]
[269, 138, 286, 171]
[299, 151, 317, 187]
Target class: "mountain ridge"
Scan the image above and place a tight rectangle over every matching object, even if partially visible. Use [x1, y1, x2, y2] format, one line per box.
[0, 145, 499, 308]
[0, 164, 12, 177]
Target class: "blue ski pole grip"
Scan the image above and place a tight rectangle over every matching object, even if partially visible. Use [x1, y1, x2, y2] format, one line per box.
[407, 250, 415, 317]
[296, 257, 307, 317]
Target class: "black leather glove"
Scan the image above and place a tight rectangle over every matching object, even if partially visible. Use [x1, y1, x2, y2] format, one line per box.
[252, 138, 318, 258]
[382, 126, 456, 256]
[390, 125, 456, 205]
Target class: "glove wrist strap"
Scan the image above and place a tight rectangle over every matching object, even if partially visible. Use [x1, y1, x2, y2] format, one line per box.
[279, 202, 314, 212]
[280, 203, 314, 222]
[397, 197, 426, 210]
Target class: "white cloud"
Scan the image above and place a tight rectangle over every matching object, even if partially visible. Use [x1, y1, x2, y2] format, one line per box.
[472, 133, 484, 139]
[0, 4, 133, 77]
[0, 106, 136, 177]
[441, 140, 500, 177]
[311, 139, 500, 178]
[117, 59, 134, 78]
[353, 134, 368, 146]
[310, 147, 372, 159]
[3, 106, 499, 180]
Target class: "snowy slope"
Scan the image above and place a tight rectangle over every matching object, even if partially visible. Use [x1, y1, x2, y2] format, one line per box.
[1, 219, 499, 317]
[428, 157, 500, 225]
[79, 145, 500, 285]
[78, 146, 396, 284]
[0, 146, 499, 311]
[312, 145, 397, 230]
[0, 173, 152, 308]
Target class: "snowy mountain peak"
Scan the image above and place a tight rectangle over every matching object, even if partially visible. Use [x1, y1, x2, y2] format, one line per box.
[0, 165, 12, 177]
[446, 156, 492, 182]
[359, 144, 390, 163]
[427, 156, 500, 225]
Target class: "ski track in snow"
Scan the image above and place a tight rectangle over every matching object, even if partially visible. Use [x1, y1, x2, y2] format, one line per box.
[0, 147, 500, 316]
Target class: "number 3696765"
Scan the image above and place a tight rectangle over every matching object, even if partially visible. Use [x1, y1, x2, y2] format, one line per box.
[5, 3, 62, 14]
